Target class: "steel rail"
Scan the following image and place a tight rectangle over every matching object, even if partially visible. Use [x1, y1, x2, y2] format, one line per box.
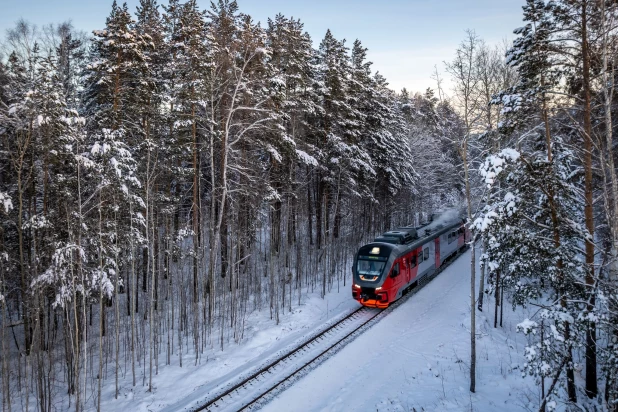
[194, 306, 371, 411]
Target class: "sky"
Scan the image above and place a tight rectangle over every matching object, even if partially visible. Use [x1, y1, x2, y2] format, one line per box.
[0, 0, 526, 94]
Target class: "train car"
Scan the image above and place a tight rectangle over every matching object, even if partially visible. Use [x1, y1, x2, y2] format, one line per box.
[352, 216, 470, 308]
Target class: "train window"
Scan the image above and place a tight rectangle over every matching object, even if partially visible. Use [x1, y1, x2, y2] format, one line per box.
[410, 255, 417, 267]
[357, 258, 386, 277]
[418, 252, 423, 263]
[447, 233, 452, 243]
[424, 248, 429, 260]
[390, 263, 400, 278]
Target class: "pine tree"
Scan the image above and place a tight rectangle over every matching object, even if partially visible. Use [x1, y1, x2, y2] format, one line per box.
[82, 1, 150, 396]
[475, 134, 586, 408]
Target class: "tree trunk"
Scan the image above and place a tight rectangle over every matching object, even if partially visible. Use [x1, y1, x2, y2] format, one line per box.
[478, 242, 485, 311]
[540, 75, 577, 402]
[17, 170, 31, 356]
[581, 1, 597, 398]
[462, 140, 476, 393]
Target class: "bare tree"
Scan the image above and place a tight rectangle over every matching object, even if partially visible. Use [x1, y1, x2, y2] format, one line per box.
[446, 29, 482, 393]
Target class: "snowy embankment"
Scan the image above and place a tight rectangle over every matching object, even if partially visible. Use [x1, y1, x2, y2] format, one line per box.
[103, 250, 537, 412]
[261, 250, 538, 412]
[101, 283, 359, 411]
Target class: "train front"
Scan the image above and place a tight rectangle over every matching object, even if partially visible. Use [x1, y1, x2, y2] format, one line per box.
[352, 243, 396, 309]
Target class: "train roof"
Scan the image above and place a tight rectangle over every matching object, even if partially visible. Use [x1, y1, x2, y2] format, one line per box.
[377, 227, 418, 244]
[373, 236, 403, 245]
[411, 216, 464, 239]
[362, 216, 465, 259]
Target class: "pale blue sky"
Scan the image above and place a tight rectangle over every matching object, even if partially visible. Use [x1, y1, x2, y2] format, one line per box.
[0, 0, 525, 93]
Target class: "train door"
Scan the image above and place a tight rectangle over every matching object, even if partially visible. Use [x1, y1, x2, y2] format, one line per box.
[434, 237, 441, 268]
[398, 260, 406, 288]
[391, 261, 404, 297]
[409, 251, 419, 282]
[404, 255, 411, 284]
[429, 241, 435, 268]
[458, 226, 466, 247]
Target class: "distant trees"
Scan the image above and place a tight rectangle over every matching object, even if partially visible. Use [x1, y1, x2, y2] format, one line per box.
[0, 1, 464, 410]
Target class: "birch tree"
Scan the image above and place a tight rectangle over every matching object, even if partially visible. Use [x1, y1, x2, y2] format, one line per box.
[446, 29, 482, 393]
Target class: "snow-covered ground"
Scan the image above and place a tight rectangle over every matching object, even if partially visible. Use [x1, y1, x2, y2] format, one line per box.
[102, 250, 537, 412]
[260, 251, 538, 412]
[102, 282, 359, 411]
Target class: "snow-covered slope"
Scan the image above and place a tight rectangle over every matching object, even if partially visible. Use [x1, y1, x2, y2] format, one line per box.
[101, 282, 359, 411]
[261, 251, 538, 411]
[100, 250, 537, 412]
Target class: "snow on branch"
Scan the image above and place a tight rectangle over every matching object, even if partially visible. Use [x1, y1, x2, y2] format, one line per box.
[0, 192, 12, 214]
[295, 149, 318, 166]
[479, 148, 521, 188]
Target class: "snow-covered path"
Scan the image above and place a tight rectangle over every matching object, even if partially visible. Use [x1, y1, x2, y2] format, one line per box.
[261, 251, 538, 412]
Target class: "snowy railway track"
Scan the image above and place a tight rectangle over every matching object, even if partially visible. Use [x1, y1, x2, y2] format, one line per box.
[191, 248, 467, 412]
[191, 305, 378, 411]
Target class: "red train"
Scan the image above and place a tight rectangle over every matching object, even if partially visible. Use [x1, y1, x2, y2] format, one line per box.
[352, 216, 470, 308]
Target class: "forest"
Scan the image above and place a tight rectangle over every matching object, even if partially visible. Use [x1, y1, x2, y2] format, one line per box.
[0, 0, 617, 411]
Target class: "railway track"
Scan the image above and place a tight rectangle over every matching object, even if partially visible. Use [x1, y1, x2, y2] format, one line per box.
[191, 248, 468, 412]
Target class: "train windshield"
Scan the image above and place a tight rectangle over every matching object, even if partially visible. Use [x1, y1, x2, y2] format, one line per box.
[357, 257, 387, 279]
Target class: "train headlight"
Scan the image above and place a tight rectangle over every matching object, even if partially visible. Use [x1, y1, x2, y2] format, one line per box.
[354, 284, 361, 289]
[375, 287, 382, 291]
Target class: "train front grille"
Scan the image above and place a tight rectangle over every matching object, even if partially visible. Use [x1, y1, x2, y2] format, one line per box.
[360, 287, 378, 300]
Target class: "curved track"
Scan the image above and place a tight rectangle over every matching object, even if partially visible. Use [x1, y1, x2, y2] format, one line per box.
[192, 248, 467, 412]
